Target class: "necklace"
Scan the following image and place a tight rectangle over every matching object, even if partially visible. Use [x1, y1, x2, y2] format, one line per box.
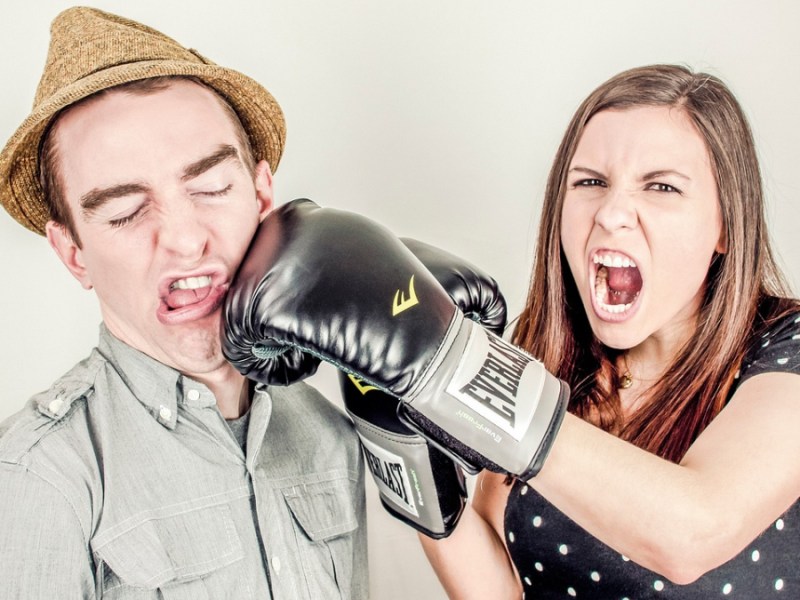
[619, 354, 633, 390]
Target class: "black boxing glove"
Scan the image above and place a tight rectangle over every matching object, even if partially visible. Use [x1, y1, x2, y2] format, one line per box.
[228, 234, 509, 390]
[249, 346, 320, 386]
[342, 238, 506, 538]
[223, 199, 569, 480]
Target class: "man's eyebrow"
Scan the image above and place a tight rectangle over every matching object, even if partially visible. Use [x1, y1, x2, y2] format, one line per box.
[78, 145, 241, 217]
[80, 183, 149, 216]
[181, 144, 241, 181]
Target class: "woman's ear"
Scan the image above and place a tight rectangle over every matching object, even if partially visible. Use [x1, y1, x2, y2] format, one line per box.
[715, 227, 728, 254]
[45, 221, 93, 290]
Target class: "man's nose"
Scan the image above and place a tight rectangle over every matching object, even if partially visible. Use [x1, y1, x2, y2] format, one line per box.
[157, 199, 209, 261]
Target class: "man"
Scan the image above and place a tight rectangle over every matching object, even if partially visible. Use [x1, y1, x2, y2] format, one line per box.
[0, 7, 366, 598]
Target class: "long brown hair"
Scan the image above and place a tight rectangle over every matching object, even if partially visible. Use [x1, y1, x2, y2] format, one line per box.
[514, 64, 797, 462]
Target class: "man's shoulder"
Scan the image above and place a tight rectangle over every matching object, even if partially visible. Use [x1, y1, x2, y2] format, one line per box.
[269, 380, 352, 427]
[266, 380, 359, 452]
[0, 348, 106, 464]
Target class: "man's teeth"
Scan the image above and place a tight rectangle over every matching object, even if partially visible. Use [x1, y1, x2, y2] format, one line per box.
[170, 276, 212, 291]
[593, 253, 636, 268]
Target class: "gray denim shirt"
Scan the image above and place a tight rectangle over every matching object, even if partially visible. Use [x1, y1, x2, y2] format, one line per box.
[0, 325, 368, 599]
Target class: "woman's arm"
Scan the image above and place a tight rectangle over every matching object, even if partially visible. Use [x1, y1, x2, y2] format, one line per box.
[419, 470, 521, 599]
[528, 371, 800, 583]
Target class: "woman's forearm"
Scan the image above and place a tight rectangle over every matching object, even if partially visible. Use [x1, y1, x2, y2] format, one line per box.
[419, 503, 521, 599]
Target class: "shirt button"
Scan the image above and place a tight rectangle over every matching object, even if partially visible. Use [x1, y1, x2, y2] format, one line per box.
[271, 555, 281, 574]
[48, 398, 64, 414]
[159, 405, 172, 421]
[187, 389, 201, 402]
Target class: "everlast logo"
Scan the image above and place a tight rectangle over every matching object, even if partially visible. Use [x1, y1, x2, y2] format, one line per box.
[458, 335, 529, 429]
[363, 445, 411, 509]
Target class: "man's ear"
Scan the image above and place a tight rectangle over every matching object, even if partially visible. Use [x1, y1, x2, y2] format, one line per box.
[45, 221, 93, 290]
[253, 159, 274, 222]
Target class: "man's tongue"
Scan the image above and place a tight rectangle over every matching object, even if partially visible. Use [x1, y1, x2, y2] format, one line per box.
[598, 266, 642, 306]
[165, 285, 213, 310]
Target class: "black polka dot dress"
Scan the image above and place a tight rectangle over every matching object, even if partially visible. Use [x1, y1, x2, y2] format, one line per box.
[504, 312, 800, 598]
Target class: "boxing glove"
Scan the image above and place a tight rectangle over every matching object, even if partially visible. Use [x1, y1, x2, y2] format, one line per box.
[249, 346, 320, 386]
[223, 199, 570, 480]
[342, 238, 506, 538]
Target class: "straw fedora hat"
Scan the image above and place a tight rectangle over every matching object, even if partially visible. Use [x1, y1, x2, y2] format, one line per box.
[0, 6, 286, 235]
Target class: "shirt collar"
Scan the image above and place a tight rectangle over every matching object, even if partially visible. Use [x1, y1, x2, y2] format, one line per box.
[96, 324, 217, 429]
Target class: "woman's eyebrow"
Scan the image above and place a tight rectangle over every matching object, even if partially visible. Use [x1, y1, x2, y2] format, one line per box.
[640, 169, 691, 182]
[568, 166, 606, 178]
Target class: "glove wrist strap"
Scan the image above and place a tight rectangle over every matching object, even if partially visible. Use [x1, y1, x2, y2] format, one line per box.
[407, 319, 570, 479]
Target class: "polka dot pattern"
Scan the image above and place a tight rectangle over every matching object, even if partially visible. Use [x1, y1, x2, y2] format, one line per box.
[738, 311, 800, 386]
[508, 487, 796, 597]
[504, 311, 800, 599]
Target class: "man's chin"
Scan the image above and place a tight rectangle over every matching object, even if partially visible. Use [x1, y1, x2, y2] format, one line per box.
[154, 322, 231, 375]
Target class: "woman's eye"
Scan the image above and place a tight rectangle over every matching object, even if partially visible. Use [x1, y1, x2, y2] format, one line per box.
[575, 178, 606, 187]
[647, 182, 681, 194]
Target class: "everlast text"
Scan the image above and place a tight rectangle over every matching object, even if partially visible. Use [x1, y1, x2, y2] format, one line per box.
[458, 334, 530, 429]
[363, 445, 410, 507]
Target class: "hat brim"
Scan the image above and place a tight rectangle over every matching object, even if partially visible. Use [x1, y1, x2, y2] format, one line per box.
[0, 60, 286, 235]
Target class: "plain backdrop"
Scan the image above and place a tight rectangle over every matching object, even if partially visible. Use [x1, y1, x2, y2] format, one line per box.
[2, 2, 800, 598]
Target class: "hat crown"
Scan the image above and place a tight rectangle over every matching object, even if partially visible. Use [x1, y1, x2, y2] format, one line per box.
[35, 7, 206, 108]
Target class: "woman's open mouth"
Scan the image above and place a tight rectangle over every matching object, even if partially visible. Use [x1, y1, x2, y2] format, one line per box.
[592, 251, 642, 319]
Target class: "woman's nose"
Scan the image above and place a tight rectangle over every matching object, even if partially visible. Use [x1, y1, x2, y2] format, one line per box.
[594, 187, 638, 232]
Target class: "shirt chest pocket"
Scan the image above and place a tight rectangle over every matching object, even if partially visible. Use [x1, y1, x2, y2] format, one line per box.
[93, 503, 247, 599]
[282, 474, 361, 599]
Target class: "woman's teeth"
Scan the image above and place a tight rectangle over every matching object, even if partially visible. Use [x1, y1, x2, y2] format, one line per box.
[593, 253, 636, 268]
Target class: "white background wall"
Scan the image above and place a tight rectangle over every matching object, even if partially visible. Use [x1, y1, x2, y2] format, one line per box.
[2, 2, 800, 598]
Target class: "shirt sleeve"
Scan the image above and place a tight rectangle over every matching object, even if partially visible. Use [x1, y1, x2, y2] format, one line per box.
[738, 312, 800, 384]
[0, 463, 96, 599]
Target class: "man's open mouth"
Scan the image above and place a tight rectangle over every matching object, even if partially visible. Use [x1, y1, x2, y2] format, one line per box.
[157, 272, 228, 325]
[165, 275, 213, 310]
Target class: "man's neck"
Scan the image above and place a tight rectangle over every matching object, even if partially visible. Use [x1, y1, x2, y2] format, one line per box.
[194, 366, 251, 419]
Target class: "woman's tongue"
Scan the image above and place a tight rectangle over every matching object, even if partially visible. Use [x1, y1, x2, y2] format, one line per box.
[596, 266, 642, 306]
[165, 285, 213, 310]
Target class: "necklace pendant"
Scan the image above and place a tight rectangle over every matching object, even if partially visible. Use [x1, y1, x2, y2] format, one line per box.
[619, 372, 633, 390]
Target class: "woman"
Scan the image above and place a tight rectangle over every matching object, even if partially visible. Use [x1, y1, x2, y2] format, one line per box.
[420, 64, 800, 598]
